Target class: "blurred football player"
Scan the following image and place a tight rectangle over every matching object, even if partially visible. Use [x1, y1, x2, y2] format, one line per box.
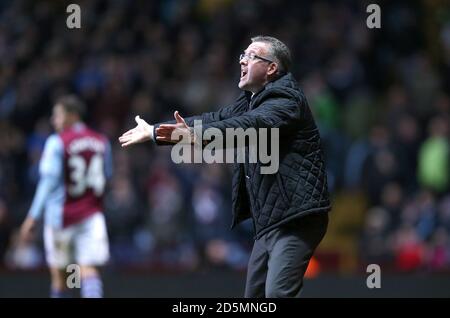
[19, 95, 113, 298]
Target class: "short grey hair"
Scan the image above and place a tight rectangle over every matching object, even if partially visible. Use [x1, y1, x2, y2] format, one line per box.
[251, 35, 291, 75]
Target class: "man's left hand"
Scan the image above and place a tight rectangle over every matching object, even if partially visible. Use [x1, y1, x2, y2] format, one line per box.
[156, 111, 195, 144]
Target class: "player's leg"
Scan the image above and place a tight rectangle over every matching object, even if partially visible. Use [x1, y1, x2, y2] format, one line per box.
[49, 266, 70, 297]
[44, 226, 73, 298]
[79, 265, 103, 298]
[75, 212, 110, 298]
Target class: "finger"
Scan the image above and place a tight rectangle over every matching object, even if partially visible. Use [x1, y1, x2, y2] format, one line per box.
[136, 115, 150, 127]
[118, 135, 131, 143]
[174, 111, 187, 126]
[156, 134, 172, 140]
[119, 132, 136, 141]
[159, 123, 178, 128]
[157, 126, 176, 133]
[158, 125, 178, 130]
[156, 136, 171, 142]
[156, 128, 174, 134]
[121, 139, 136, 147]
[156, 132, 172, 140]
[119, 128, 137, 139]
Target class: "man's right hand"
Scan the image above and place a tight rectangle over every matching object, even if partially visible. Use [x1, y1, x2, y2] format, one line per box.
[19, 217, 37, 244]
[119, 116, 153, 147]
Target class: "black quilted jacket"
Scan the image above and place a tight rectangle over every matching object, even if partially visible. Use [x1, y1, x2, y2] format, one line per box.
[155, 73, 331, 239]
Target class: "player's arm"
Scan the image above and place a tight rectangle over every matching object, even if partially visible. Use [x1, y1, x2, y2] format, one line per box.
[200, 91, 301, 141]
[104, 140, 113, 181]
[118, 92, 249, 147]
[20, 135, 63, 242]
[118, 110, 226, 147]
[151, 92, 249, 145]
[155, 90, 301, 147]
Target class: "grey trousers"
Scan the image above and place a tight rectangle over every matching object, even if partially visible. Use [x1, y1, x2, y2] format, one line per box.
[244, 212, 329, 298]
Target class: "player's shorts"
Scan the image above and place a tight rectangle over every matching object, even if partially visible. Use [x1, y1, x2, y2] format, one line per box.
[44, 212, 110, 269]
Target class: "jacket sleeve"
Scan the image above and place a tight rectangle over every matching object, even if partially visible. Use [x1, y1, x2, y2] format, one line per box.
[153, 92, 249, 145]
[198, 89, 302, 147]
[28, 135, 63, 220]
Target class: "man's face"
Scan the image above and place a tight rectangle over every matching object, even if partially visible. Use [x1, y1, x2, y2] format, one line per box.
[238, 42, 277, 93]
[238, 42, 274, 93]
[51, 104, 68, 132]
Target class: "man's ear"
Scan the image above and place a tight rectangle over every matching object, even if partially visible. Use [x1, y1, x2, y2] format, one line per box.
[267, 62, 278, 77]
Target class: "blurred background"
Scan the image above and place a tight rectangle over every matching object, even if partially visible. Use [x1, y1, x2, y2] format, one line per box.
[0, 0, 449, 297]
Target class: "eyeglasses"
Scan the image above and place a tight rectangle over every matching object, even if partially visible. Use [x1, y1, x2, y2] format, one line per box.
[239, 52, 274, 64]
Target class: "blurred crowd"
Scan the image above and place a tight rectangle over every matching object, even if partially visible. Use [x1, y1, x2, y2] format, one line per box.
[0, 0, 449, 274]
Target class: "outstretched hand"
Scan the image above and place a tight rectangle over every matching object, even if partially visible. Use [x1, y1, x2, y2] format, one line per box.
[155, 111, 195, 144]
[119, 116, 153, 147]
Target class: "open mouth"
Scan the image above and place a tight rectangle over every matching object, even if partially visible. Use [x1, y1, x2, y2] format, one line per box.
[241, 70, 248, 78]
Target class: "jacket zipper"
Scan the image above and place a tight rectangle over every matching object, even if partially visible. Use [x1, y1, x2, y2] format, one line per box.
[245, 174, 258, 239]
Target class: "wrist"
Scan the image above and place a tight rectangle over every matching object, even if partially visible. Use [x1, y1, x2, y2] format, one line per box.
[147, 124, 154, 141]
